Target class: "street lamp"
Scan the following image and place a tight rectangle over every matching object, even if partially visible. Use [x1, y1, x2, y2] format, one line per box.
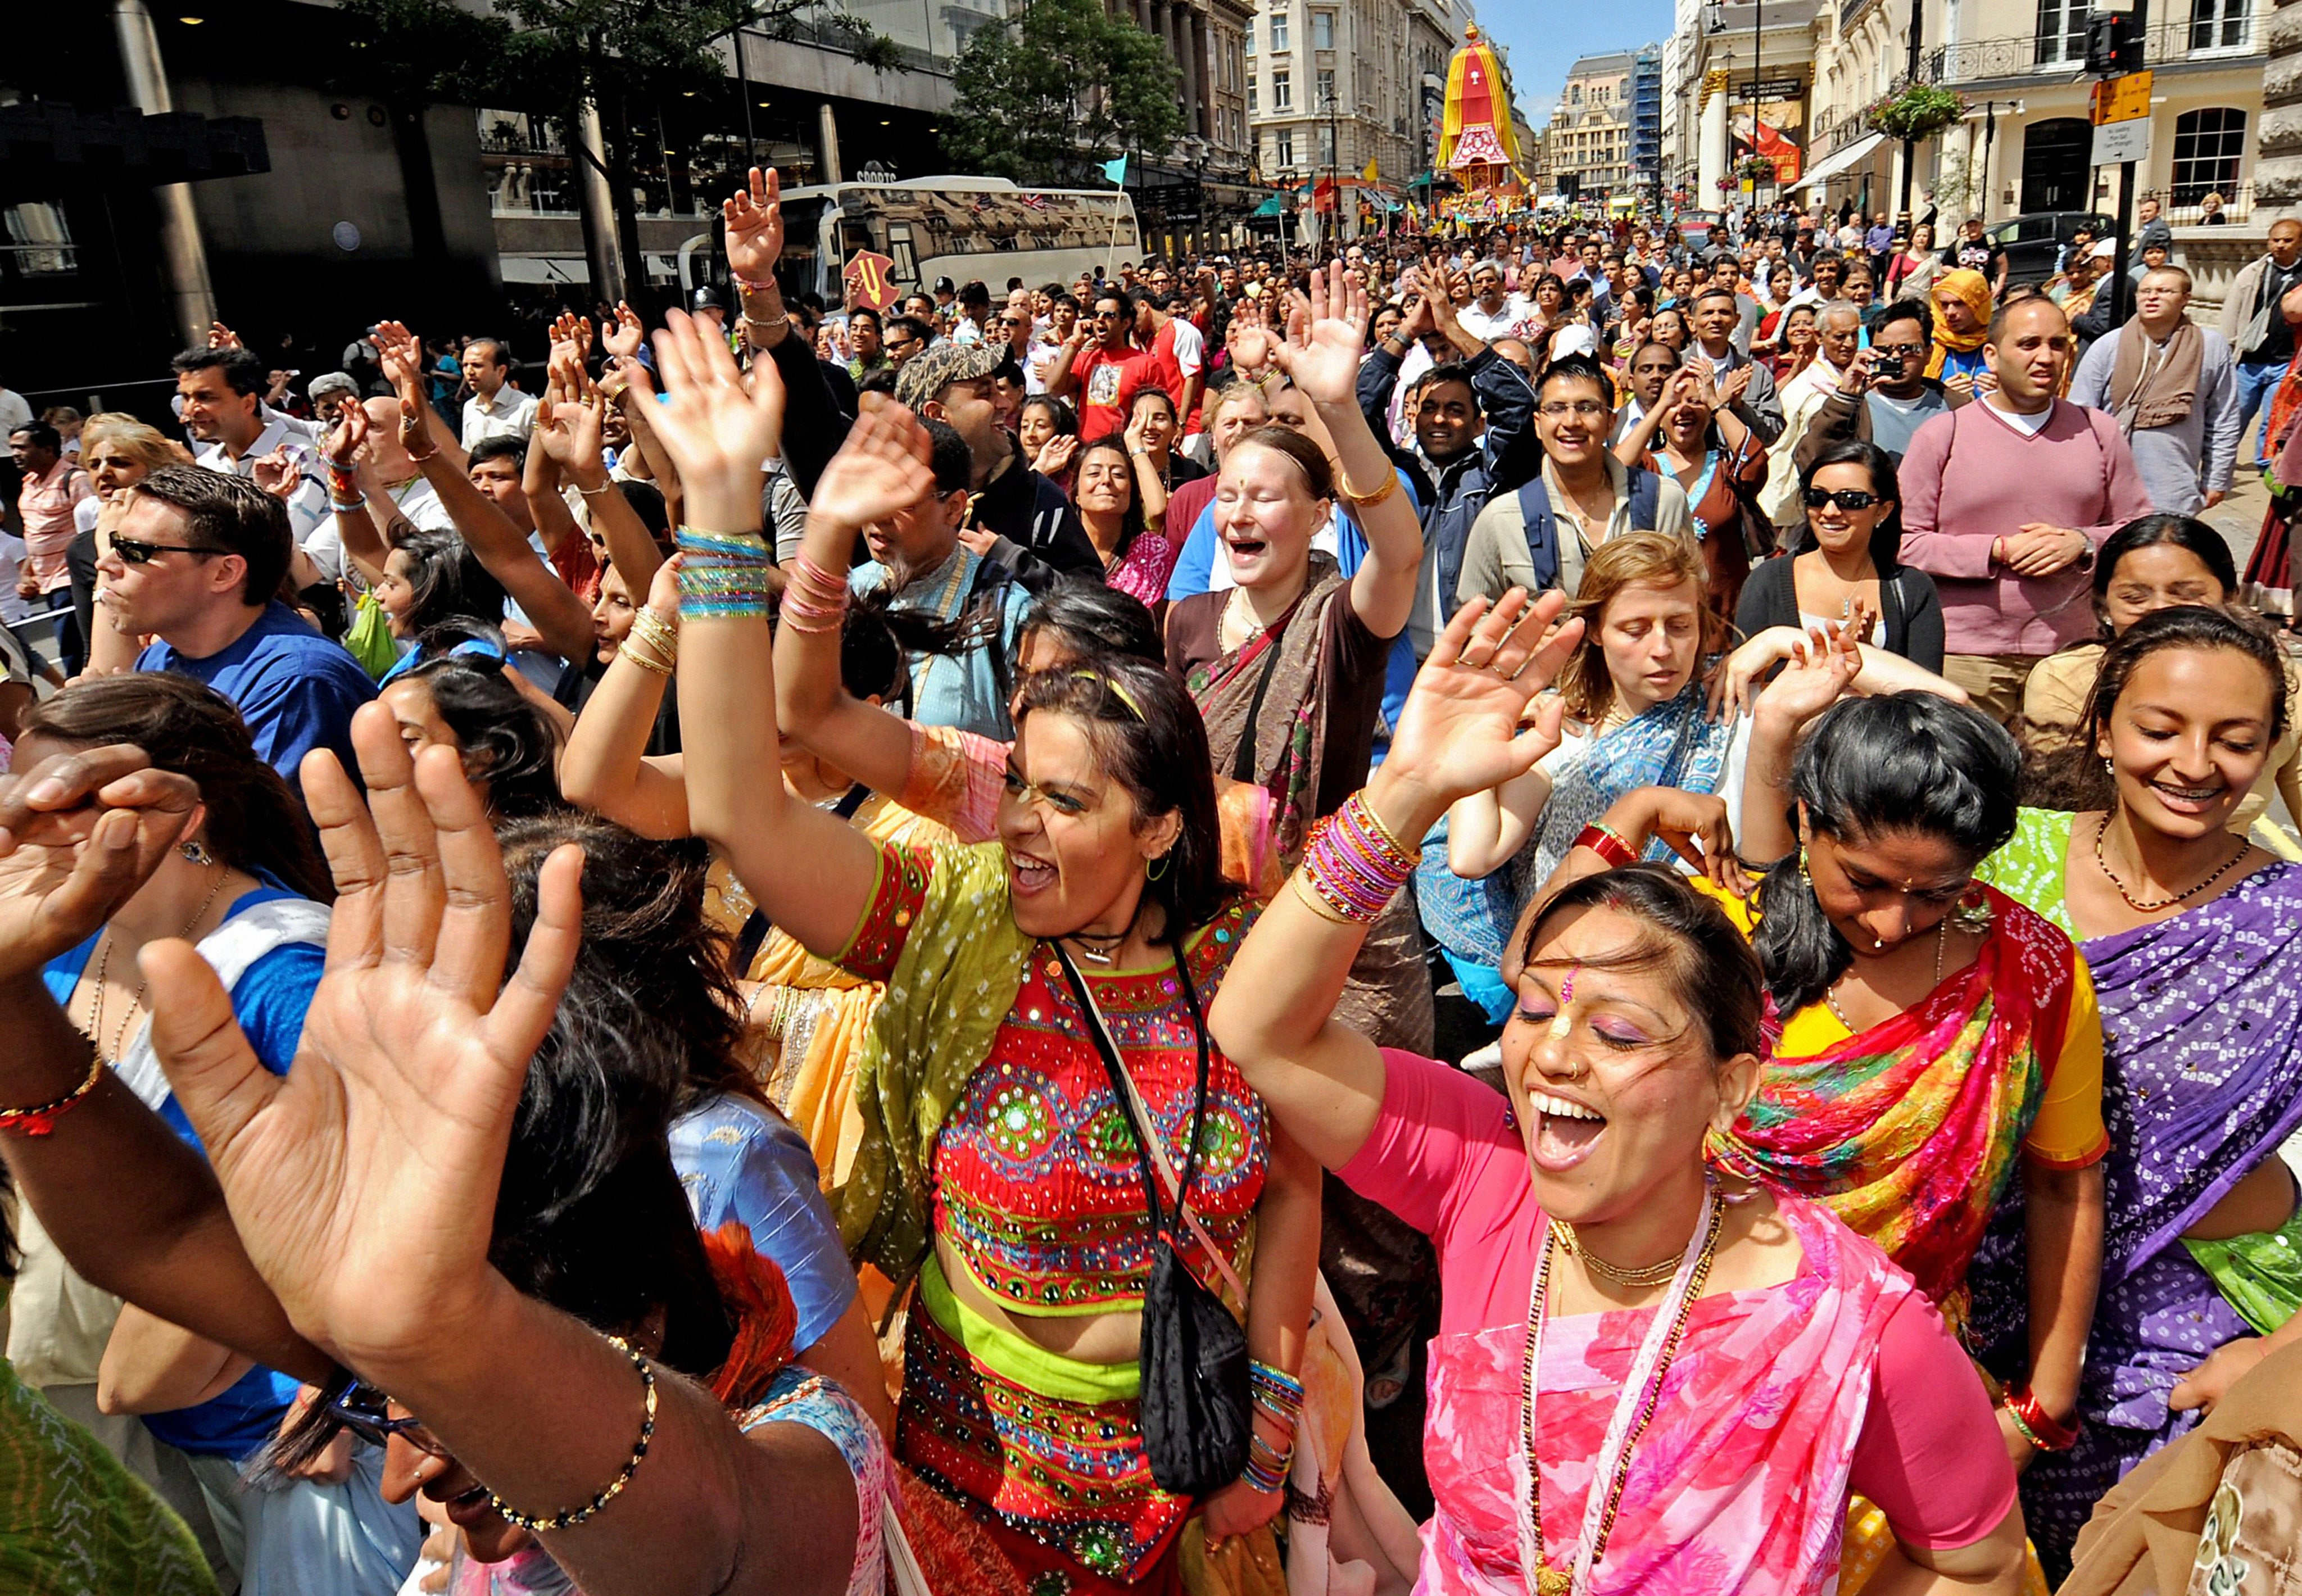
[1320, 83, 1342, 244]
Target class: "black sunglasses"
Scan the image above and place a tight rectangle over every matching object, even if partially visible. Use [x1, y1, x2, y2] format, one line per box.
[109, 535, 229, 565]
[326, 1382, 450, 1458]
[1803, 487, 1884, 512]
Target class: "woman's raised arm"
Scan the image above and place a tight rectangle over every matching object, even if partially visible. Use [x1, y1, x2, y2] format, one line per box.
[1210, 593, 1578, 1171]
[558, 557, 692, 840]
[643, 313, 902, 959]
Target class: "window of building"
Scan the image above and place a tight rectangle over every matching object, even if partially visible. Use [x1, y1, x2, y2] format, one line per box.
[1271, 12, 1289, 51]
[1274, 70, 1292, 108]
[1317, 67, 1335, 106]
[2171, 107, 2247, 201]
[2190, 0, 2253, 49]
[1248, 76, 1258, 112]
[1313, 10, 1335, 48]
[1571, 84, 1582, 105]
[1245, 22, 1255, 55]
[1320, 125, 1336, 164]
[2033, 0, 2087, 65]
[1276, 129, 1295, 166]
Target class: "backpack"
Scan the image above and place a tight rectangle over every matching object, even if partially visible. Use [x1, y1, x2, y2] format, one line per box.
[1515, 468, 1665, 590]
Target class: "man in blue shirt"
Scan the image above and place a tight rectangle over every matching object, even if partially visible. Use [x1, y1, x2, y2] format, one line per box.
[100, 466, 373, 791]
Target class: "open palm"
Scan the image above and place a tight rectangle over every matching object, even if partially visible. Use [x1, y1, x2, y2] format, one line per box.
[810, 396, 937, 531]
[1272, 266, 1369, 406]
[141, 709, 581, 1376]
[632, 310, 787, 529]
[1386, 591, 1583, 805]
[0, 749, 198, 984]
[723, 166, 783, 285]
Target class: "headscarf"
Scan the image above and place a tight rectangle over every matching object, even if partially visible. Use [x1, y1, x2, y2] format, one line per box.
[1925, 269, 1993, 379]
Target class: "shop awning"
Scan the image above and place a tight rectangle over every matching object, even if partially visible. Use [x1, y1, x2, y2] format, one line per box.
[499, 256, 590, 284]
[1797, 132, 1887, 195]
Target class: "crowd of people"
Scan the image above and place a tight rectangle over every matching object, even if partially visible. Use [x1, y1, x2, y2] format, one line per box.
[1, 166, 2301, 1596]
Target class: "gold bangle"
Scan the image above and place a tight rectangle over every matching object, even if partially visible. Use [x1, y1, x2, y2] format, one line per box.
[629, 607, 679, 663]
[617, 641, 673, 677]
[1289, 868, 1354, 926]
[487, 1334, 657, 1531]
[1338, 468, 1397, 510]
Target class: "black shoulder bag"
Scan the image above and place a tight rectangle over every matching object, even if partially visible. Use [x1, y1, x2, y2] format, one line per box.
[1053, 944, 1252, 1498]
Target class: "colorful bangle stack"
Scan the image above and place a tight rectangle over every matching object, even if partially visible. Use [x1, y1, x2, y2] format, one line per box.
[327, 466, 364, 516]
[1573, 821, 1639, 870]
[622, 609, 677, 677]
[1239, 1361, 1303, 1494]
[1294, 790, 1418, 924]
[780, 554, 851, 636]
[674, 528, 776, 620]
[2002, 1389, 2079, 1452]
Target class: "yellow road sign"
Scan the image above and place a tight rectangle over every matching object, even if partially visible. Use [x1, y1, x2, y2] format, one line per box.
[2091, 71, 2153, 125]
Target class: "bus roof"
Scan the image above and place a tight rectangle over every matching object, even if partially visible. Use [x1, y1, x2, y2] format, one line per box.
[781, 175, 1131, 202]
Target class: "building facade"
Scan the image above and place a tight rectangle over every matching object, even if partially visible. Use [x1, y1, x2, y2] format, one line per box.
[1548, 50, 1638, 197]
[1246, 0, 1458, 226]
[1689, 0, 1815, 208]
[1802, 0, 2271, 234]
[1632, 44, 1665, 193]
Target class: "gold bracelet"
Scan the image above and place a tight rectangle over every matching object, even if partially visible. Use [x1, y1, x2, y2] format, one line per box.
[1289, 867, 1354, 926]
[628, 608, 679, 666]
[1338, 467, 1397, 510]
[487, 1334, 657, 1531]
[617, 641, 673, 677]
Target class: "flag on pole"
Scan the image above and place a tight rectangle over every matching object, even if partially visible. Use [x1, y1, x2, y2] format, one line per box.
[1361, 157, 1379, 185]
[1102, 156, 1127, 185]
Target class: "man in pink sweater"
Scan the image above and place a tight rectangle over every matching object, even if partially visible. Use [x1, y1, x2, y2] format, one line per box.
[1897, 296, 2152, 725]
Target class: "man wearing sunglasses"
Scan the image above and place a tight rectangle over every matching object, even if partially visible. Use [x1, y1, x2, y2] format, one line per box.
[102, 466, 374, 790]
[1044, 288, 1158, 441]
[1792, 300, 1961, 473]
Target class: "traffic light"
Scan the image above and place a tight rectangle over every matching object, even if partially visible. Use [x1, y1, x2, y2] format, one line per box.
[2086, 12, 2144, 74]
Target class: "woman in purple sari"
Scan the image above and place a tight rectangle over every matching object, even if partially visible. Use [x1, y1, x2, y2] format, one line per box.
[1973, 605, 2302, 1575]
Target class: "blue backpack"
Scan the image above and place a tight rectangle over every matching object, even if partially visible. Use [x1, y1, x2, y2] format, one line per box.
[1514, 468, 1665, 589]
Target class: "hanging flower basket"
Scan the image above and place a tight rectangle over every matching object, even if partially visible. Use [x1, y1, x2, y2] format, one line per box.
[1736, 155, 1779, 185]
[1866, 84, 1967, 143]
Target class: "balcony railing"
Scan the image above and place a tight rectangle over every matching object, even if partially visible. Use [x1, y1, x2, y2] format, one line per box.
[1928, 14, 2260, 83]
[2156, 178, 2254, 221]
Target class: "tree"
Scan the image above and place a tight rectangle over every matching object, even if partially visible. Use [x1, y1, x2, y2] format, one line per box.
[942, 0, 1184, 188]
[337, 0, 899, 306]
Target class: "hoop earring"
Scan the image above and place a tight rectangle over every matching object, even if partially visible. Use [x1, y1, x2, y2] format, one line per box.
[179, 839, 214, 867]
[1146, 852, 1172, 882]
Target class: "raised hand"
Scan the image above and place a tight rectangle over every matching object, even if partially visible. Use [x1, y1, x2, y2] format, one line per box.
[1033, 433, 1080, 478]
[397, 397, 432, 461]
[249, 447, 306, 501]
[1271, 265, 1370, 408]
[1715, 362, 1753, 408]
[602, 301, 645, 361]
[723, 166, 784, 288]
[140, 709, 583, 1376]
[1752, 618, 1863, 731]
[547, 311, 593, 371]
[207, 321, 242, 350]
[628, 309, 786, 531]
[532, 381, 604, 480]
[373, 321, 424, 397]
[0, 746, 198, 983]
[809, 395, 936, 532]
[1381, 590, 1584, 810]
[321, 402, 370, 470]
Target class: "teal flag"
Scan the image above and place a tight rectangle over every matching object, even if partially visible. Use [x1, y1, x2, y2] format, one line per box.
[1102, 156, 1127, 185]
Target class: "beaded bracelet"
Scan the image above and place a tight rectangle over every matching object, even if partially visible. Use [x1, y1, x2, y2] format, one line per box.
[486, 1334, 658, 1531]
[0, 1048, 104, 1139]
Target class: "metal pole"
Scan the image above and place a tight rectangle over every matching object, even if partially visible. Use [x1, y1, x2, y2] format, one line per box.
[1898, 0, 1923, 219]
[2105, 0, 2147, 329]
[110, 0, 215, 349]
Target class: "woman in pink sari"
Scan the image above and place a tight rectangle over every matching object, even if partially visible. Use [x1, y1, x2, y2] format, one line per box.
[1208, 589, 2031, 1595]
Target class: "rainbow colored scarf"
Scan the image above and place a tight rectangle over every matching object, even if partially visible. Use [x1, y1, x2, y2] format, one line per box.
[1710, 888, 2076, 1330]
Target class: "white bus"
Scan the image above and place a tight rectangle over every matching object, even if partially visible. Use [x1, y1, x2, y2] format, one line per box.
[776, 175, 1141, 305]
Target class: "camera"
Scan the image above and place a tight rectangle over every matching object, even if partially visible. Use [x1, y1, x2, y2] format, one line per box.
[1871, 350, 1906, 380]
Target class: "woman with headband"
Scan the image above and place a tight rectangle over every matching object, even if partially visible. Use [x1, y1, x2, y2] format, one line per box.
[1209, 590, 2030, 1595]
[658, 320, 1319, 1596]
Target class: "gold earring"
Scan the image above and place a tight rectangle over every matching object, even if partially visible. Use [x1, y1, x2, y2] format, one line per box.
[1146, 852, 1172, 882]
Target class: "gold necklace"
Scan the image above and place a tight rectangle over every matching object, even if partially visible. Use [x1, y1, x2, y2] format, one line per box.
[81, 868, 232, 1063]
[1823, 916, 1946, 1032]
[2093, 813, 2250, 913]
[1552, 1222, 1684, 1289]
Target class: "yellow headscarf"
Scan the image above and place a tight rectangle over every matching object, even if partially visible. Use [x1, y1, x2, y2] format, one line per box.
[1925, 269, 1994, 379]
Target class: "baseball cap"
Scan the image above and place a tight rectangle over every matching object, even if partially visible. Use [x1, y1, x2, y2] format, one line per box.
[2090, 238, 2117, 259]
[896, 340, 1002, 411]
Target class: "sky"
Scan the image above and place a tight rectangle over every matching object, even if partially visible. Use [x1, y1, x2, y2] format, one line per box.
[1480, 0, 1677, 130]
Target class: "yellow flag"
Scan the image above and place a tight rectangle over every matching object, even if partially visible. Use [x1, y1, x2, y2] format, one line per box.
[1361, 157, 1379, 184]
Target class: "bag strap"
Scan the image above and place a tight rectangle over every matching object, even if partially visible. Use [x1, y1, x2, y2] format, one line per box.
[1053, 942, 1250, 1308]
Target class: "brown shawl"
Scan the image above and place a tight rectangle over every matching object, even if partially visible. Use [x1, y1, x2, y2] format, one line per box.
[1185, 554, 1344, 868]
[2108, 315, 2206, 433]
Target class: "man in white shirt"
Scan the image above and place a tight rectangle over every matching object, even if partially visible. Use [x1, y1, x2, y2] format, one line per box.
[1456, 260, 1534, 343]
[171, 345, 330, 564]
[459, 338, 537, 449]
[1761, 300, 1866, 530]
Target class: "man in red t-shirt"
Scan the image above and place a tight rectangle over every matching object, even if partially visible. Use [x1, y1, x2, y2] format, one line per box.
[1139, 292, 1207, 436]
[1048, 287, 1157, 441]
